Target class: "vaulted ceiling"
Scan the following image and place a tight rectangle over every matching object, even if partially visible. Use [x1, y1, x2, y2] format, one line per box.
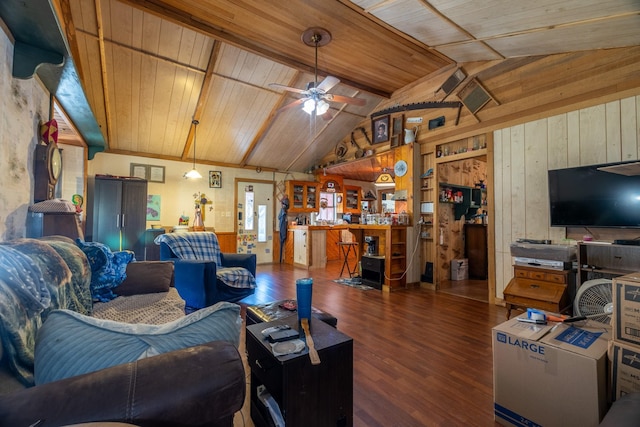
[4, 0, 640, 180]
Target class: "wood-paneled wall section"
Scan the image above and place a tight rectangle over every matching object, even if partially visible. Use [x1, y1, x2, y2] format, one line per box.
[493, 95, 640, 302]
[437, 157, 487, 283]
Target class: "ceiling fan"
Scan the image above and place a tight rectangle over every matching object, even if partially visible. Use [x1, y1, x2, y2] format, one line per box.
[270, 27, 366, 118]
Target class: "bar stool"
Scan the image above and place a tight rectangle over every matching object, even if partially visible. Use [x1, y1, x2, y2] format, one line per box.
[337, 230, 358, 277]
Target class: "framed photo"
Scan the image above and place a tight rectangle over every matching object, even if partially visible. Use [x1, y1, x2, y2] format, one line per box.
[372, 115, 390, 144]
[148, 166, 165, 183]
[209, 170, 222, 188]
[130, 163, 165, 183]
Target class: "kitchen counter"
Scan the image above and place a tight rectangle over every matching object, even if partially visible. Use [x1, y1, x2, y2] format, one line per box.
[287, 224, 409, 290]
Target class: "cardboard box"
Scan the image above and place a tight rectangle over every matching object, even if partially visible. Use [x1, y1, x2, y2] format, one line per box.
[493, 317, 610, 427]
[451, 258, 468, 281]
[612, 273, 640, 346]
[610, 340, 640, 401]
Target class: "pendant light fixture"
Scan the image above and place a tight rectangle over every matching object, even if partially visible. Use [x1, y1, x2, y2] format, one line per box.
[184, 119, 202, 179]
[374, 168, 395, 187]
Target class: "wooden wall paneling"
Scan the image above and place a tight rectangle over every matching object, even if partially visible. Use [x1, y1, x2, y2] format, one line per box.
[510, 125, 526, 242]
[493, 95, 640, 301]
[216, 232, 236, 253]
[493, 129, 505, 260]
[567, 110, 581, 167]
[326, 229, 341, 262]
[621, 96, 639, 159]
[484, 133, 496, 304]
[546, 114, 569, 244]
[605, 100, 622, 163]
[579, 105, 607, 166]
[523, 119, 549, 240]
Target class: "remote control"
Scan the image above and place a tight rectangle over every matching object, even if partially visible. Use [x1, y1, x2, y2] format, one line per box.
[261, 325, 291, 337]
[267, 328, 300, 343]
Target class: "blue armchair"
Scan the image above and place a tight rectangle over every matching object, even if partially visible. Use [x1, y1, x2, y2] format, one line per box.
[156, 232, 256, 312]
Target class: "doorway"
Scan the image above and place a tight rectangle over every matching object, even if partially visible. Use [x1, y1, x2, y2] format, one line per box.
[436, 156, 489, 303]
[236, 180, 274, 264]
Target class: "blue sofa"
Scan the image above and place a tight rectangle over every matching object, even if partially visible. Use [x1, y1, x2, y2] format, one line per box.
[157, 232, 257, 312]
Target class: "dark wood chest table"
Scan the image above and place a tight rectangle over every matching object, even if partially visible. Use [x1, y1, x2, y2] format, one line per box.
[246, 316, 353, 427]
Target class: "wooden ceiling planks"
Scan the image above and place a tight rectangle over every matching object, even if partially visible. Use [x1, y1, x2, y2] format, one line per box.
[55, 0, 640, 180]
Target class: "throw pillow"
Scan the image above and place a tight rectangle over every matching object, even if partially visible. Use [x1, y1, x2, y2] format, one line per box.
[75, 240, 134, 302]
[115, 261, 174, 296]
[34, 301, 241, 385]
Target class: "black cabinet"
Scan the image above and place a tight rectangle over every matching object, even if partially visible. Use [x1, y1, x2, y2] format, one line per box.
[246, 317, 353, 427]
[361, 255, 385, 289]
[86, 176, 147, 259]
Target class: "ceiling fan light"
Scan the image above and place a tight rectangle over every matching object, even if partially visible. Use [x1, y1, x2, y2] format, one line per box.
[303, 99, 316, 114]
[184, 168, 202, 179]
[316, 100, 330, 115]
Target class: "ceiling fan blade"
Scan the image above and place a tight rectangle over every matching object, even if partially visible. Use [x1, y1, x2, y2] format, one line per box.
[321, 110, 333, 121]
[269, 83, 307, 95]
[315, 76, 340, 92]
[278, 98, 306, 113]
[325, 93, 366, 106]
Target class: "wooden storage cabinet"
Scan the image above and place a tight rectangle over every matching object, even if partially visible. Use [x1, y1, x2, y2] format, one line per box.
[464, 224, 487, 279]
[386, 227, 407, 288]
[86, 176, 148, 260]
[343, 185, 361, 214]
[503, 265, 572, 318]
[287, 181, 319, 213]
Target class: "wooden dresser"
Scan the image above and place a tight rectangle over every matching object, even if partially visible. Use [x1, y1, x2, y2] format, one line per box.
[503, 265, 574, 319]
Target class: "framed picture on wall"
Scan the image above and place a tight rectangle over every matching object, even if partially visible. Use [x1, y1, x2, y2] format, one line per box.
[372, 115, 390, 144]
[209, 171, 222, 188]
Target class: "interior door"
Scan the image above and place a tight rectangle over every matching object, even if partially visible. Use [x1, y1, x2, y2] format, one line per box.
[236, 180, 274, 264]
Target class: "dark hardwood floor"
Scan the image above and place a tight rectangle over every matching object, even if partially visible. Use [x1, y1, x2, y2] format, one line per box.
[235, 261, 506, 427]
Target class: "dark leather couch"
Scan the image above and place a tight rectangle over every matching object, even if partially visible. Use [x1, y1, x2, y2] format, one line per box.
[0, 341, 245, 427]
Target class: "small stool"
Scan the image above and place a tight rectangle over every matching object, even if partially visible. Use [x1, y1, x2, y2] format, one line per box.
[246, 300, 338, 328]
[337, 230, 358, 278]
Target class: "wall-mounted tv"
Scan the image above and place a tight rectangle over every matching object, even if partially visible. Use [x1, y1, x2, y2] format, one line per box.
[548, 161, 640, 228]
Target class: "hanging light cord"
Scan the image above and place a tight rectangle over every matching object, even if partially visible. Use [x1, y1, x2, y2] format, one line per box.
[192, 119, 199, 168]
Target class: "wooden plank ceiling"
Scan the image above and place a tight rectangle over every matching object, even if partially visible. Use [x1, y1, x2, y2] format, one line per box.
[59, 0, 640, 180]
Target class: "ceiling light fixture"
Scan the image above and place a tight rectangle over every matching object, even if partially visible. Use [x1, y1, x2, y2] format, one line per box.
[184, 119, 202, 179]
[374, 168, 395, 187]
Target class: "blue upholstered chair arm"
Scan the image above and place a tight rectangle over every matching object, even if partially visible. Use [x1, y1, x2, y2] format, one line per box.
[159, 241, 179, 261]
[172, 260, 218, 310]
[221, 252, 256, 276]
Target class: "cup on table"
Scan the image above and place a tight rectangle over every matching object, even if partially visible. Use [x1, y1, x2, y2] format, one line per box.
[296, 278, 313, 324]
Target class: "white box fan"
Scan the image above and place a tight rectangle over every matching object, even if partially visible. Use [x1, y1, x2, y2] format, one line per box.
[574, 278, 613, 324]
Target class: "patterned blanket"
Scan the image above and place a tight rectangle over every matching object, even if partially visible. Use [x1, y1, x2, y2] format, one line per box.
[155, 232, 256, 289]
[0, 237, 92, 385]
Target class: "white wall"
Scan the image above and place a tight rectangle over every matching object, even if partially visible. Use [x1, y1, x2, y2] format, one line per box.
[88, 152, 309, 232]
[0, 23, 52, 240]
[493, 96, 640, 299]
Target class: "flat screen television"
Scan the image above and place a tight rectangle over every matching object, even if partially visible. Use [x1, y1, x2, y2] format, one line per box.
[548, 161, 640, 228]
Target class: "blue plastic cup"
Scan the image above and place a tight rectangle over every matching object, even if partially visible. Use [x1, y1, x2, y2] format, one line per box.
[296, 278, 313, 323]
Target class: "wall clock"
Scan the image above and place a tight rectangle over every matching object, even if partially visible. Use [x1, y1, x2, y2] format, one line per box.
[34, 143, 62, 202]
[394, 160, 408, 177]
